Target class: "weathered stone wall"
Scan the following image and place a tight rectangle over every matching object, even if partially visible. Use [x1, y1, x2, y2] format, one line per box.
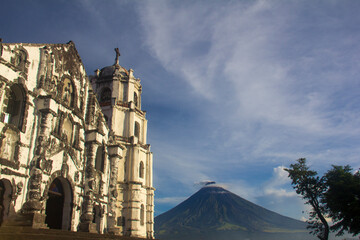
[0, 42, 154, 238]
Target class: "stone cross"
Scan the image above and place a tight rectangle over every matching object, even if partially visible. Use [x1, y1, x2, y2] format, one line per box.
[115, 48, 120, 65]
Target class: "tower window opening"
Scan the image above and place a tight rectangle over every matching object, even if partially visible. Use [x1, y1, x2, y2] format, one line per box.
[139, 161, 144, 179]
[134, 92, 138, 107]
[100, 87, 111, 103]
[134, 121, 140, 139]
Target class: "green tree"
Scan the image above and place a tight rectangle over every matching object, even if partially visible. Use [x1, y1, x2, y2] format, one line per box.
[324, 165, 360, 236]
[285, 158, 329, 240]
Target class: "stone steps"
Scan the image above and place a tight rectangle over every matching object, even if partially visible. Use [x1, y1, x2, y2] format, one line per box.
[0, 226, 151, 240]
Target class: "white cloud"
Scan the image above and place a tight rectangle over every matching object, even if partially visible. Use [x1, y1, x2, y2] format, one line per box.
[262, 166, 297, 198]
[263, 188, 296, 198]
[156, 196, 187, 204]
[138, 0, 360, 218]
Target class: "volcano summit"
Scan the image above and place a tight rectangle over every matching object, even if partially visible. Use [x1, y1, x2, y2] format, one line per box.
[155, 185, 314, 240]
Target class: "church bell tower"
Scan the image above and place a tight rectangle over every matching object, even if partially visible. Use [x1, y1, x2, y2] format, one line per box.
[90, 49, 154, 238]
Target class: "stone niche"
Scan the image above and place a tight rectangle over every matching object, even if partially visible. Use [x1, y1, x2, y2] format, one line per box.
[0, 128, 20, 164]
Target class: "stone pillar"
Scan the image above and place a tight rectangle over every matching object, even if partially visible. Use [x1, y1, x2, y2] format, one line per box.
[18, 109, 54, 228]
[107, 143, 123, 235]
[146, 188, 155, 239]
[78, 142, 97, 232]
[125, 184, 142, 237]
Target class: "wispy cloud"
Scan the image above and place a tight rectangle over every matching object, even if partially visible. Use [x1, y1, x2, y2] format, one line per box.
[137, 0, 360, 218]
[156, 196, 187, 204]
[139, 0, 360, 164]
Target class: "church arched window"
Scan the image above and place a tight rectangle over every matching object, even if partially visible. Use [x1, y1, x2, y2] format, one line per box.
[139, 161, 144, 179]
[100, 87, 111, 103]
[4, 84, 25, 130]
[95, 145, 105, 173]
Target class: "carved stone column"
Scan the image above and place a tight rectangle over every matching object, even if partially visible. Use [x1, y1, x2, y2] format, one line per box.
[78, 142, 97, 232]
[107, 143, 123, 235]
[18, 109, 54, 228]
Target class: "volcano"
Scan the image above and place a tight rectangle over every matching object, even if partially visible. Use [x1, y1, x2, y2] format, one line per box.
[155, 185, 314, 240]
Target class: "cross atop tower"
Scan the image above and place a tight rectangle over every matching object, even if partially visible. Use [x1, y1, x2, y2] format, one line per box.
[114, 48, 120, 65]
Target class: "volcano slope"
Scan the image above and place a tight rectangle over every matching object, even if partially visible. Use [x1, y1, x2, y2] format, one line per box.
[155, 185, 314, 240]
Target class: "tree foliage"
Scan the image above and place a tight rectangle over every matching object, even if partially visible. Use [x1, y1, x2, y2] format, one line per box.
[286, 158, 360, 239]
[324, 165, 360, 236]
[285, 158, 329, 240]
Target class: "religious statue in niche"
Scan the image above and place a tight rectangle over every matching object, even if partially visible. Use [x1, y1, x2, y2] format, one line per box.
[48, 76, 58, 95]
[62, 78, 74, 107]
[11, 49, 27, 70]
[61, 117, 73, 144]
[0, 129, 19, 161]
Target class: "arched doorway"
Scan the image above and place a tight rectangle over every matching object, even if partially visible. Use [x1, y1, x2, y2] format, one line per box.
[0, 179, 13, 226]
[45, 177, 73, 230]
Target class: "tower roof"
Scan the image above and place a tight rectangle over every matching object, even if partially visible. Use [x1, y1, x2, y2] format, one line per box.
[99, 64, 128, 78]
[99, 48, 128, 78]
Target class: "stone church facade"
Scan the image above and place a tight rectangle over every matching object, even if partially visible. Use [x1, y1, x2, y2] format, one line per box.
[0, 41, 154, 238]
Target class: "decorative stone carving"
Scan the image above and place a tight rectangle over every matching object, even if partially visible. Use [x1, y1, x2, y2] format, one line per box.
[0, 128, 19, 162]
[45, 137, 65, 159]
[85, 95, 97, 126]
[10, 46, 29, 77]
[0, 42, 155, 237]
[62, 78, 74, 107]
[61, 153, 69, 177]
[22, 168, 43, 212]
[1, 167, 27, 177]
[110, 189, 118, 198]
[11, 179, 23, 204]
[38, 158, 53, 174]
[37, 47, 56, 96]
[97, 114, 105, 134]
[86, 164, 95, 179]
[108, 131, 116, 144]
[88, 178, 95, 191]
[98, 177, 103, 195]
[16, 181, 23, 196]
[74, 171, 80, 183]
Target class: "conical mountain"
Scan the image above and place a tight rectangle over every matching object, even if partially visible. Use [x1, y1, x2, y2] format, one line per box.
[155, 185, 314, 240]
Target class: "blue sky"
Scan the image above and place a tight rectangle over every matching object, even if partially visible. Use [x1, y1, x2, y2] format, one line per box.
[2, 0, 360, 221]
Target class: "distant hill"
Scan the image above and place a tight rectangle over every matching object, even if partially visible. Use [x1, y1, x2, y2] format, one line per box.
[155, 185, 315, 240]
